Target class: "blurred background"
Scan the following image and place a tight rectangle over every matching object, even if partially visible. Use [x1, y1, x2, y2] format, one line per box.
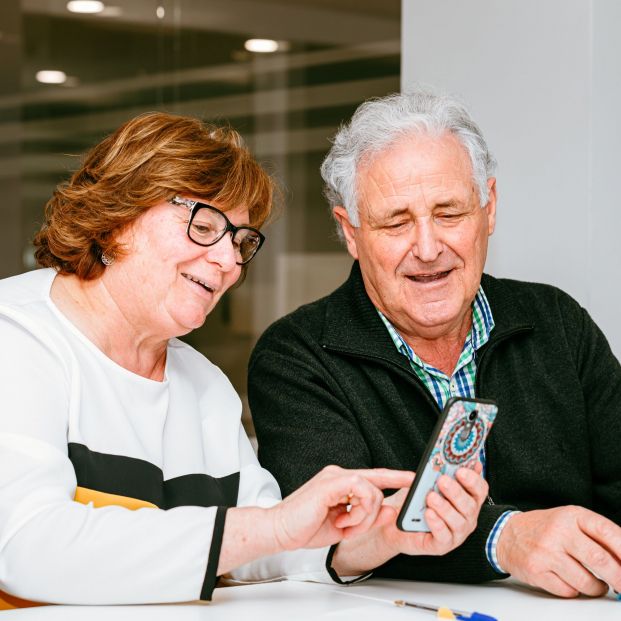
[0, 0, 400, 433]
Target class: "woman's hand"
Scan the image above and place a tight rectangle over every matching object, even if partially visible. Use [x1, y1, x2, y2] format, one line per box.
[331, 464, 488, 576]
[270, 466, 414, 551]
[217, 466, 412, 576]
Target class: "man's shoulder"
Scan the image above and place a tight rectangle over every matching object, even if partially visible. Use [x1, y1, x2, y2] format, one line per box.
[483, 273, 582, 308]
[482, 273, 585, 331]
[252, 267, 364, 362]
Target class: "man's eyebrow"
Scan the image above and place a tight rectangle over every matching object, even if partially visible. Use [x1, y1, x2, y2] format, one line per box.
[383, 207, 410, 219]
[367, 207, 410, 228]
[434, 200, 461, 208]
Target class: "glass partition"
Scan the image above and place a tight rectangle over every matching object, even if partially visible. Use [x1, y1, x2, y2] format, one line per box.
[0, 0, 400, 433]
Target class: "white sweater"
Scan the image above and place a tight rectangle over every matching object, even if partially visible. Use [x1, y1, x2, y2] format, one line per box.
[0, 268, 331, 606]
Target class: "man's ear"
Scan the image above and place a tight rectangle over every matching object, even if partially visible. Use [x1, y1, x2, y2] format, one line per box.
[484, 178, 497, 236]
[333, 206, 359, 260]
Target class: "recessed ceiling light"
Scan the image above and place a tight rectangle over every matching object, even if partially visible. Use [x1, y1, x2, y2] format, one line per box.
[66, 1, 105, 14]
[36, 70, 67, 84]
[100, 6, 122, 17]
[244, 39, 280, 53]
[156, 6, 165, 19]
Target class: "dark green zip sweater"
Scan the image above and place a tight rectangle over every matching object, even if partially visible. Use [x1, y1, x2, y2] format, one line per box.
[248, 261, 621, 584]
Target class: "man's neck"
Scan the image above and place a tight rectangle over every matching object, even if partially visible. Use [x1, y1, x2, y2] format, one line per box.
[400, 312, 473, 376]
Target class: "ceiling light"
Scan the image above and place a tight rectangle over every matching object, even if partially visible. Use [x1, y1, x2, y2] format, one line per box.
[100, 6, 122, 17]
[244, 39, 280, 53]
[156, 6, 165, 19]
[66, 1, 105, 14]
[36, 70, 67, 85]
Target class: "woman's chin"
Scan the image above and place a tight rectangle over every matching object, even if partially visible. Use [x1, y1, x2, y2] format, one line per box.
[169, 308, 211, 337]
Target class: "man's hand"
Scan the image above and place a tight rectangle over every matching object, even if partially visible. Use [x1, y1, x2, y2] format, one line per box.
[381, 466, 488, 556]
[331, 465, 488, 576]
[496, 506, 621, 597]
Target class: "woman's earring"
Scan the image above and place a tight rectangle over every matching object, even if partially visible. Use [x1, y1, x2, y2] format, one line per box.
[101, 252, 115, 266]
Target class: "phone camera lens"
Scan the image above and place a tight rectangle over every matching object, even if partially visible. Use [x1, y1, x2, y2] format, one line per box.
[468, 409, 478, 421]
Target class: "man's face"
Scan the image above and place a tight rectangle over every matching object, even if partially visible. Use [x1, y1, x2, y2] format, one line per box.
[334, 132, 496, 341]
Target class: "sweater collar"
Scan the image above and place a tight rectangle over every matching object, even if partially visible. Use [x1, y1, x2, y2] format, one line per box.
[321, 261, 534, 358]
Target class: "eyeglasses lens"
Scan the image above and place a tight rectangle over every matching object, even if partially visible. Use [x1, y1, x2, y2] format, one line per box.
[234, 230, 262, 263]
[189, 209, 224, 245]
[189, 207, 261, 264]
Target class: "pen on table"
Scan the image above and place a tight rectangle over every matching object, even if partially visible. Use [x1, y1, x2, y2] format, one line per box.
[394, 598, 497, 620]
[334, 590, 497, 620]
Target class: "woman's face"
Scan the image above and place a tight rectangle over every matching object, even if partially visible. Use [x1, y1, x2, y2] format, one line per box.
[105, 197, 248, 339]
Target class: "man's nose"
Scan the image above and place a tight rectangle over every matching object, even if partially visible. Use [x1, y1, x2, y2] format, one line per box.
[411, 219, 443, 262]
[206, 231, 238, 271]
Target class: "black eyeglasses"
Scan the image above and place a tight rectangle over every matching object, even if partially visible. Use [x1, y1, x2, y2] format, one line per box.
[170, 196, 265, 265]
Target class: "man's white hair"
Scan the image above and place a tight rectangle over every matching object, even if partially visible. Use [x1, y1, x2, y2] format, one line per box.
[320, 88, 497, 229]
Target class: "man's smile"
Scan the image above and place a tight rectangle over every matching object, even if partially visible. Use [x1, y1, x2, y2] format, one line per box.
[406, 269, 453, 284]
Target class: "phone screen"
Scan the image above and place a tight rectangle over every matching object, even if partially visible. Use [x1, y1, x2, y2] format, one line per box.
[397, 397, 498, 532]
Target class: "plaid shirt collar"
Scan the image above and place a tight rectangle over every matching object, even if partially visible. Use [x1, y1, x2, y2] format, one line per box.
[377, 285, 495, 377]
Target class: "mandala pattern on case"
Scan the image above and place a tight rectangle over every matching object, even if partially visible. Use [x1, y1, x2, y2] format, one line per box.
[442, 418, 485, 465]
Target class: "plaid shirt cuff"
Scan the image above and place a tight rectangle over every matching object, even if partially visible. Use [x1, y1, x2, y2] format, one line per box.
[485, 510, 520, 574]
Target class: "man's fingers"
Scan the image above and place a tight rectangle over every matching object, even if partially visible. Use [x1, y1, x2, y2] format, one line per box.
[454, 467, 488, 505]
[578, 513, 621, 592]
[435, 474, 478, 519]
[375, 504, 398, 528]
[537, 571, 580, 599]
[567, 530, 621, 594]
[382, 487, 409, 510]
[423, 508, 452, 547]
[579, 510, 621, 553]
[545, 553, 608, 598]
[343, 504, 399, 540]
[426, 489, 467, 534]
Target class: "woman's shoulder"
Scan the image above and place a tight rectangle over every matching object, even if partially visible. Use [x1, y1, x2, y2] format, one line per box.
[0, 268, 56, 308]
[0, 269, 76, 373]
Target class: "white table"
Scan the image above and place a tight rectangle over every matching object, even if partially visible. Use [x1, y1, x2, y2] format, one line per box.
[3, 578, 619, 620]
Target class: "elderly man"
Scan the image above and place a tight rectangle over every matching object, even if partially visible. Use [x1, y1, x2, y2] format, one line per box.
[248, 90, 621, 597]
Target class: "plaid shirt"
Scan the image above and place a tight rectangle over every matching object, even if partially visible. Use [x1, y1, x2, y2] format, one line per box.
[378, 286, 494, 410]
[377, 286, 515, 574]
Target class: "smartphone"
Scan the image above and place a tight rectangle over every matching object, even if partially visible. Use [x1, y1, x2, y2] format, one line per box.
[397, 396, 498, 532]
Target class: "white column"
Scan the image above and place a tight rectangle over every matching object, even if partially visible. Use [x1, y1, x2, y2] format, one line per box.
[402, 0, 621, 356]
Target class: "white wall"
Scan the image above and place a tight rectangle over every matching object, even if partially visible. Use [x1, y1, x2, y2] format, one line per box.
[402, 0, 621, 356]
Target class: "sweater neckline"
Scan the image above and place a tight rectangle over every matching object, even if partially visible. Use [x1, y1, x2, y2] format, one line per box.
[41, 268, 171, 386]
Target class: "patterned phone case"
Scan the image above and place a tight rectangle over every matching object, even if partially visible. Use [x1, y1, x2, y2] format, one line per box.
[397, 397, 498, 532]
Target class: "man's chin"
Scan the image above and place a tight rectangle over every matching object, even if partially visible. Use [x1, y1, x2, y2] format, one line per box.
[405, 299, 469, 337]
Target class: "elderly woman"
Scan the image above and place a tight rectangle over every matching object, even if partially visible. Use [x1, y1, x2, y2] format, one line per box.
[0, 112, 486, 608]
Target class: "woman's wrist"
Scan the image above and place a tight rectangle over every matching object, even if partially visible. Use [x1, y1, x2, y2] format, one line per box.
[217, 506, 284, 575]
[265, 501, 296, 553]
